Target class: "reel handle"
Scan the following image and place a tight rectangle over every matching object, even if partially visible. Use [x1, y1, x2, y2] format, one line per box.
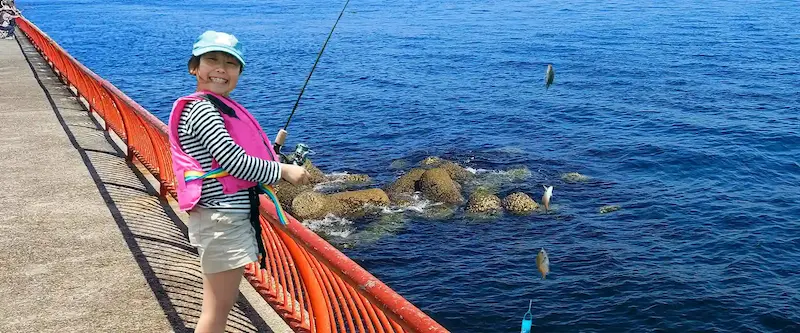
[273, 128, 311, 166]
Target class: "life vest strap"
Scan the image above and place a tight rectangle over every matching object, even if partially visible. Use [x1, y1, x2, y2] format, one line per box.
[185, 168, 289, 225]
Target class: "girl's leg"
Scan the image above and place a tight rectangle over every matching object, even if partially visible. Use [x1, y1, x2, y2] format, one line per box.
[195, 266, 245, 333]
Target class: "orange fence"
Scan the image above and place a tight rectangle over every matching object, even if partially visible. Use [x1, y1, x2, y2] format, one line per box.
[16, 17, 448, 333]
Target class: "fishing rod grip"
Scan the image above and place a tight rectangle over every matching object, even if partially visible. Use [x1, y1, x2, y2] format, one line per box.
[273, 128, 288, 150]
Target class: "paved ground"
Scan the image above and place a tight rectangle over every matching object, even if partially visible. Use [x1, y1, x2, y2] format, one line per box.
[0, 30, 292, 333]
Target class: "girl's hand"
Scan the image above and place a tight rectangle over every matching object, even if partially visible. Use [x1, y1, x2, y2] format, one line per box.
[280, 164, 310, 185]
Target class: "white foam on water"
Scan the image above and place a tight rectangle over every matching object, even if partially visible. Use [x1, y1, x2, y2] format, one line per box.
[400, 193, 444, 213]
[301, 213, 355, 238]
[466, 167, 530, 177]
[313, 171, 354, 192]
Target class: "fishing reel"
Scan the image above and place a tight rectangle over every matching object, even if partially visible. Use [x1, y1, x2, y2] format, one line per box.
[278, 143, 313, 166]
[274, 129, 313, 166]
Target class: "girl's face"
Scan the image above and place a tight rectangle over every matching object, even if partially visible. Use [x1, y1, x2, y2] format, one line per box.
[193, 51, 241, 96]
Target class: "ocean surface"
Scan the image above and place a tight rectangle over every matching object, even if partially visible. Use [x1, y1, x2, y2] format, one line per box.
[18, 0, 800, 331]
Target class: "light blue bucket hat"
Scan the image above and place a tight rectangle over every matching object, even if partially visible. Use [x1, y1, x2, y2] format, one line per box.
[192, 30, 245, 67]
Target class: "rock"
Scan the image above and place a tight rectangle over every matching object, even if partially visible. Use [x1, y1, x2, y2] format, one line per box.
[562, 172, 590, 182]
[504, 167, 532, 182]
[385, 168, 426, 197]
[313, 173, 373, 193]
[463, 183, 501, 197]
[420, 156, 443, 167]
[465, 191, 502, 214]
[417, 168, 464, 205]
[386, 192, 416, 207]
[291, 189, 390, 221]
[329, 188, 390, 218]
[418, 157, 471, 182]
[502, 192, 538, 215]
[291, 191, 331, 220]
[303, 159, 326, 184]
[339, 174, 371, 184]
[273, 180, 313, 212]
[439, 161, 472, 183]
[389, 159, 409, 170]
[467, 167, 531, 193]
[599, 205, 621, 214]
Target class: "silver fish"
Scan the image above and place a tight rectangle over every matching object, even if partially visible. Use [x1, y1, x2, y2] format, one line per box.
[542, 185, 553, 212]
[545, 64, 555, 89]
[536, 248, 550, 279]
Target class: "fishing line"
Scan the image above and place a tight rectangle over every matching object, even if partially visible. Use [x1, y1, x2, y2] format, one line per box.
[274, 0, 351, 158]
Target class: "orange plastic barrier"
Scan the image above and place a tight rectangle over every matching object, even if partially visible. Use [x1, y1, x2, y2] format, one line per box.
[17, 17, 448, 333]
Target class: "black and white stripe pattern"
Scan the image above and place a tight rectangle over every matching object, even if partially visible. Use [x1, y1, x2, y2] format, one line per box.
[178, 100, 282, 212]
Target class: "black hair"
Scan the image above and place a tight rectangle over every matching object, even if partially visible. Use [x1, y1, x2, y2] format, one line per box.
[187, 53, 243, 74]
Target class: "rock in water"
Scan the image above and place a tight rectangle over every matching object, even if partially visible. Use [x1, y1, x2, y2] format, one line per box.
[291, 191, 331, 220]
[417, 168, 464, 205]
[329, 188, 390, 217]
[466, 191, 502, 215]
[385, 168, 426, 200]
[439, 161, 472, 183]
[561, 172, 590, 182]
[599, 205, 621, 214]
[502, 192, 538, 214]
[420, 156, 443, 167]
[303, 159, 326, 184]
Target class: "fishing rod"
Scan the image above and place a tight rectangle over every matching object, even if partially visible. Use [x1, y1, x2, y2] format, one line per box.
[273, 0, 351, 166]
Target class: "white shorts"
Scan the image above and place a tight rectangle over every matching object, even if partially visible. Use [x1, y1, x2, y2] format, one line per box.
[188, 206, 258, 274]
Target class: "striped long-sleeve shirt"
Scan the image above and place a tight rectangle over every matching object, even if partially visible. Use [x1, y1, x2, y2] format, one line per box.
[178, 100, 282, 212]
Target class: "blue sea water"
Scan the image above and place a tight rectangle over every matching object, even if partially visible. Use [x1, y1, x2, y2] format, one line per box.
[18, 0, 800, 332]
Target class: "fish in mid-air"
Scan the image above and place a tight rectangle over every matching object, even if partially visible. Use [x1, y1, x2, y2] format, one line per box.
[545, 64, 555, 89]
[536, 248, 550, 279]
[542, 185, 553, 212]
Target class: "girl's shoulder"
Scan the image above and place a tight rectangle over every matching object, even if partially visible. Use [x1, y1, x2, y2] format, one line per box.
[183, 99, 218, 117]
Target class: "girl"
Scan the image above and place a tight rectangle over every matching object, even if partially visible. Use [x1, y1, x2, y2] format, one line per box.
[168, 30, 310, 333]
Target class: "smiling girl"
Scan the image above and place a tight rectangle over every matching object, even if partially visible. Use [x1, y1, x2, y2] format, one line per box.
[168, 30, 310, 332]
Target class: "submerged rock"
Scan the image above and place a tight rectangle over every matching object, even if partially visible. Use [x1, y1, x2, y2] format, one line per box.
[417, 168, 464, 205]
[599, 205, 621, 214]
[504, 167, 532, 182]
[389, 159, 409, 170]
[562, 172, 590, 183]
[502, 192, 538, 214]
[409, 204, 455, 221]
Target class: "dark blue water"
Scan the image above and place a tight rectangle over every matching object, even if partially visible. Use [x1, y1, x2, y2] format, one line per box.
[20, 0, 800, 331]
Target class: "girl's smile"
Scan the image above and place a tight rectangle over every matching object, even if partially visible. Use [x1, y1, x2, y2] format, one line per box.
[194, 51, 241, 96]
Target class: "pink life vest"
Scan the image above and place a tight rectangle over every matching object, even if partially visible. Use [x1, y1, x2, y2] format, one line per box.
[168, 91, 278, 211]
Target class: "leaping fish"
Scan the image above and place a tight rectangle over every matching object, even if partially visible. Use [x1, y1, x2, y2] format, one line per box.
[536, 248, 550, 279]
[542, 185, 553, 212]
[545, 64, 555, 90]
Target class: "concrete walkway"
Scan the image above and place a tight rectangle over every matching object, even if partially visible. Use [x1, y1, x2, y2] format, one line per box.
[0, 32, 291, 333]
